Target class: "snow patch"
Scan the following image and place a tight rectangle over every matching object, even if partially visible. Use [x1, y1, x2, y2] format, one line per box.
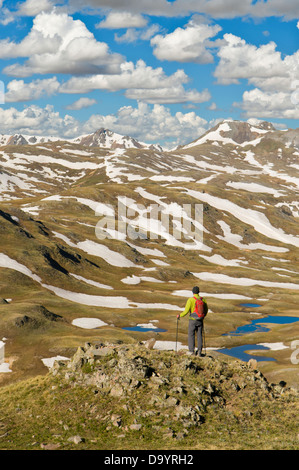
[72, 317, 108, 329]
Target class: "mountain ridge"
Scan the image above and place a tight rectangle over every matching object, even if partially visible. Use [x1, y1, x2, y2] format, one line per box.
[0, 127, 163, 152]
[181, 119, 299, 150]
[1, 119, 298, 155]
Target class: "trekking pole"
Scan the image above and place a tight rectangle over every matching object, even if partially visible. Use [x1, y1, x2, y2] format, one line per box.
[202, 323, 206, 356]
[175, 316, 179, 353]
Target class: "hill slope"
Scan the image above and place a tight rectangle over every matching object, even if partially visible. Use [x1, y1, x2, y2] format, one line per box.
[0, 341, 298, 450]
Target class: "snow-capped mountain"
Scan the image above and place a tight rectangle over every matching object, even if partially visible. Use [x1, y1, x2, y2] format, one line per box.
[0, 134, 59, 146]
[72, 128, 163, 152]
[181, 119, 299, 149]
[0, 128, 163, 152]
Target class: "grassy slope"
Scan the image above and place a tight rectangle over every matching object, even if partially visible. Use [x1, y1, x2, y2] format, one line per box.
[0, 345, 298, 450]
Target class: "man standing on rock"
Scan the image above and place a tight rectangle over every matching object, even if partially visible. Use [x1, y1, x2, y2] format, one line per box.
[177, 286, 208, 356]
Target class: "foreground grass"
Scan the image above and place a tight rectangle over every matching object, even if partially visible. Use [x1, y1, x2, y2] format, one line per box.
[0, 354, 298, 450]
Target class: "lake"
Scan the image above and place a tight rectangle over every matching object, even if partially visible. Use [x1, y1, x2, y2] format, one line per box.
[223, 315, 299, 336]
[123, 314, 299, 363]
[239, 303, 261, 308]
[217, 314, 299, 362]
[216, 344, 275, 362]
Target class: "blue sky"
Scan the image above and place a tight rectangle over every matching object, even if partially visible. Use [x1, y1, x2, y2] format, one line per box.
[0, 0, 298, 148]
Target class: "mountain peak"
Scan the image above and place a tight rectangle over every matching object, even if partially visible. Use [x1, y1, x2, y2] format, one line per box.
[72, 128, 163, 151]
[255, 121, 276, 131]
[220, 119, 275, 144]
[182, 119, 278, 149]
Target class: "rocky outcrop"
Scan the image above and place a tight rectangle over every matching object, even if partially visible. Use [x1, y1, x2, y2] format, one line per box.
[50, 342, 296, 436]
[6, 135, 28, 146]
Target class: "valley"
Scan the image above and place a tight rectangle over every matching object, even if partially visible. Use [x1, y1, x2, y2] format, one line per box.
[0, 120, 298, 390]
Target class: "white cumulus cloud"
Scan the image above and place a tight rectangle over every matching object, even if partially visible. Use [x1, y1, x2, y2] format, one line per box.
[215, 33, 299, 119]
[5, 77, 60, 103]
[96, 11, 148, 29]
[60, 59, 211, 105]
[67, 0, 299, 20]
[0, 102, 209, 148]
[66, 97, 97, 110]
[151, 17, 222, 63]
[81, 102, 209, 148]
[16, 0, 55, 17]
[0, 104, 79, 137]
[237, 88, 299, 119]
[215, 34, 287, 85]
[1, 11, 124, 77]
[114, 24, 162, 44]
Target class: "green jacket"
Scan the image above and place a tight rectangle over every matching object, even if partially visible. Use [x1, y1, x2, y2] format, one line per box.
[179, 294, 208, 320]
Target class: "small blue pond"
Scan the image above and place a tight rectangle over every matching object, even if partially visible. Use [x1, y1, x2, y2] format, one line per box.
[224, 315, 299, 336]
[240, 303, 261, 308]
[123, 326, 167, 332]
[217, 344, 275, 362]
[218, 315, 299, 362]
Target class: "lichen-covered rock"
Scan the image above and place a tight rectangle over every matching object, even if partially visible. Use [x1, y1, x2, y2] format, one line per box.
[50, 341, 298, 433]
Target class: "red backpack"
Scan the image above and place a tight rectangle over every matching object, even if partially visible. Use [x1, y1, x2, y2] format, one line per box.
[193, 296, 206, 319]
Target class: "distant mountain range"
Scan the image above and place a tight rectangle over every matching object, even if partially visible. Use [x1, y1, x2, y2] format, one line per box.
[0, 127, 163, 152]
[1, 120, 298, 152]
[0, 118, 298, 203]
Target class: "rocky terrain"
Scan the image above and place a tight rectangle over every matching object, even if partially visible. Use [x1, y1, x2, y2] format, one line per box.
[52, 341, 294, 412]
[0, 341, 298, 450]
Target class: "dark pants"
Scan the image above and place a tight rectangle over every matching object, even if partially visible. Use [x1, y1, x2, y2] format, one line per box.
[188, 318, 203, 354]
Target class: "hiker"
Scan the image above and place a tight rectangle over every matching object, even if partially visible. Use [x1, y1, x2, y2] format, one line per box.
[177, 286, 208, 356]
